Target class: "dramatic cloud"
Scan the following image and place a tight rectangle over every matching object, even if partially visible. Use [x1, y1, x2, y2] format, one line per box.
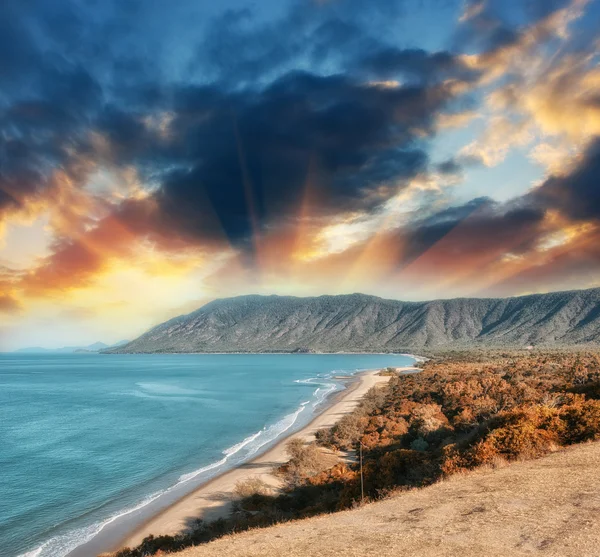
[150, 73, 460, 249]
[2, 0, 600, 348]
[357, 47, 480, 85]
[533, 137, 600, 221]
[0, 0, 475, 250]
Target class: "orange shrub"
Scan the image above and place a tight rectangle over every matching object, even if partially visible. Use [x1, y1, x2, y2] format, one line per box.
[115, 349, 600, 557]
[560, 397, 600, 444]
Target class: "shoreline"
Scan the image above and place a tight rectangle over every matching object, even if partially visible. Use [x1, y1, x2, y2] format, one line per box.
[109, 366, 416, 553]
[101, 352, 427, 357]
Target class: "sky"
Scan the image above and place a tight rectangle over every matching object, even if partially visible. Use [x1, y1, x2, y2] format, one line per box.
[1, 0, 600, 350]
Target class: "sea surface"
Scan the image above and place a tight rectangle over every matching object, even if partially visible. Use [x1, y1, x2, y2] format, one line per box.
[0, 353, 416, 557]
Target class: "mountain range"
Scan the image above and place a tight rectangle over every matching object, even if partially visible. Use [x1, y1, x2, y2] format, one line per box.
[15, 340, 130, 354]
[108, 288, 600, 353]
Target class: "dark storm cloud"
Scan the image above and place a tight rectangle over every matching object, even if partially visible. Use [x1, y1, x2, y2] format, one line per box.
[436, 158, 463, 175]
[356, 48, 480, 84]
[533, 137, 600, 222]
[0, 0, 479, 264]
[401, 197, 491, 262]
[453, 1, 517, 54]
[194, 0, 464, 85]
[397, 197, 546, 269]
[393, 134, 600, 273]
[0, 0, 108, 218]
[0, 66, 100, 215]
[0, 0, 191, 225]
[151, 71, 451, 247]
[0, 0, 117, 94]
[195, 7, 310, 83]
[0, 2, 38, 84]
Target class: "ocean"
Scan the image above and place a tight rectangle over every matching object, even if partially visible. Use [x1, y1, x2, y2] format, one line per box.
[0, 353, 416, 557]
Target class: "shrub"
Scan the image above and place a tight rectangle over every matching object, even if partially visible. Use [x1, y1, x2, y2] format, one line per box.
[114, 349, 600, 557]
[233, 477, 270, 499]
[410, 437, 429, 451]
[320, 414, 366, 450]
[560, 398, 600, 444]
[409, 403, 450, 439]
[278, 439, 332, 487]
[364, 448, 439, 492]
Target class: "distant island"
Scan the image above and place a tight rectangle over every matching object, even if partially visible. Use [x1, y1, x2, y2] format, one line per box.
[15, 340, 130, 354]
[108, 288, 600, 354]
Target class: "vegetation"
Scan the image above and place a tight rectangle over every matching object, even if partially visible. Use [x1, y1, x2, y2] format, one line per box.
[233, 477, 270, 499]
[275, 439, 333, 488]
[377, 367, 399, 376]
[112, 350, 600, 556]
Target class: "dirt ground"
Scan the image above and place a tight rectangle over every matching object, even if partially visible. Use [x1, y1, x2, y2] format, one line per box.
[175, 441, 600, 557]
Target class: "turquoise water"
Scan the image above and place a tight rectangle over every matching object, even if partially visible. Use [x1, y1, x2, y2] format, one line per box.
[0, 353, 415, 557]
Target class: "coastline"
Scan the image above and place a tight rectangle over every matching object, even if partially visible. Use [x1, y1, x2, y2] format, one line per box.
[110, 367, 414, 553]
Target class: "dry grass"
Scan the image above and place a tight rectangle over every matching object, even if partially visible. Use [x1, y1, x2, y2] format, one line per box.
[111, 351, 600, 557]
[175, 441, 600, 557]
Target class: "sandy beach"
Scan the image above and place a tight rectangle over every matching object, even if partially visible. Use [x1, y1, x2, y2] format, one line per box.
[117, 367, 414, 551]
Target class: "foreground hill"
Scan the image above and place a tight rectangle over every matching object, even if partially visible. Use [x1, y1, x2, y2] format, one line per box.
[173, 441, 600, 557]
[111, 288, 600, 353]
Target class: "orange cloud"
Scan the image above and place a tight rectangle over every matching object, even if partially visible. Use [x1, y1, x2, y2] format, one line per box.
[486, 222, 600, 296]
[457, 0, 596, 171]
[0, 293, 21, 314]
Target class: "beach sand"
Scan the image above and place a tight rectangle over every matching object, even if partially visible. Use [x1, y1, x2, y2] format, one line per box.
[117, 367, 414, 551]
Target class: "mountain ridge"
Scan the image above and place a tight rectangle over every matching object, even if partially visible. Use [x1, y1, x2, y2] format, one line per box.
[109, 288, 600, 353]
[14, 339, 130, 354]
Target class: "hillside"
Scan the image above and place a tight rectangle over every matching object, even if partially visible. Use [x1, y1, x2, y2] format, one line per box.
[173, 441, 600, 557]
[111, 288, 600, 353]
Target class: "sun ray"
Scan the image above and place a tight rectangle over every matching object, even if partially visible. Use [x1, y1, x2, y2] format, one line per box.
[231, 111, 263, 274]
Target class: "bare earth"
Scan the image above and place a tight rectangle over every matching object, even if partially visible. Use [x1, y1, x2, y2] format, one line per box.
[174, 441, 600, 557]
[120, 368, 398, 549]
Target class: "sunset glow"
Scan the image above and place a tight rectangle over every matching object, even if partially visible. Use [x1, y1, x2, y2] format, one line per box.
[1, 0, 600, 349]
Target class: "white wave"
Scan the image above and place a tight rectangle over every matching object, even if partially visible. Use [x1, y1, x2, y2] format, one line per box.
[22, 447, 242, 557]
[245, 402, 309, 456]
[135, 382, 205, 396]
[399, 353, 428, 363]
[17, 487, 169, 557]
[177, 456, 228, 483]
[127, 391, 204, 403]
[19, 546, 45, 557]
[311, 382, 338, 407]
[20, 371, 354, 557]
[178, 431, 266, 485]
[294, 373, 343, 409]
[222, 431, 263, 456]
[178, 399, 317, 485]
